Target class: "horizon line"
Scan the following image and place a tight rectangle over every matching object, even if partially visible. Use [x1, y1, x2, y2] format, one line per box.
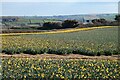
[0, 12, 117, 17]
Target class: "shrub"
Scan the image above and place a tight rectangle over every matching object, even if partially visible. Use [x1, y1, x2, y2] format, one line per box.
[90, 18, 111, 26]
[40, 22, 62, 30]
[62, 20, 79, 28]
[115, 14, 120, 22]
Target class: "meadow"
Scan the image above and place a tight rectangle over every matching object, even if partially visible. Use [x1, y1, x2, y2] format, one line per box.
[2, 26, 119, 56]
[2, 58, 120, 79]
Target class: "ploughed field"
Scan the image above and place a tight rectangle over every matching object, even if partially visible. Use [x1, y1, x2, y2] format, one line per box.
[2, 26, 119, 56]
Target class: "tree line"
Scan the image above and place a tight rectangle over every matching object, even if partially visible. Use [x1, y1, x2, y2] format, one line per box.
[2, 15, 120, 30]
[39, 15, 120, 30]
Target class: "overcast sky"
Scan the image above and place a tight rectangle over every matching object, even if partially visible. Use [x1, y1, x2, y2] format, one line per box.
[1, 0, 119, 16]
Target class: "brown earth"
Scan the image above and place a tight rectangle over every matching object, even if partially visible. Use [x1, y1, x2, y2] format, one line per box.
[0, 53, 119, 60]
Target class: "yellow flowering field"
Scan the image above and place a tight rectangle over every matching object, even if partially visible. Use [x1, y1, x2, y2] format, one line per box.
[2, 26, 119, 56]
[2, 58, 120, 79]
[1, 26, 119, 79]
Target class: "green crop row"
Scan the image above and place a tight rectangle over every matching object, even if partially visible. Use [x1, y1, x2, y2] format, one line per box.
[2, 27, 119, 56]
[2, 47, 119, 56]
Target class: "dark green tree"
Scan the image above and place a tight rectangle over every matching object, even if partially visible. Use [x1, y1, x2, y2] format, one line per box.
[42, 22, 62, 30]
[115, 15, 120, 22]
[62, 20, 79, 28]
[92, 18, 106, 24]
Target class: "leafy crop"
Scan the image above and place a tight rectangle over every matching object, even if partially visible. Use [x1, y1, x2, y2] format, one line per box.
[2, 27, 119, 56]
[2, 58, 120, 79]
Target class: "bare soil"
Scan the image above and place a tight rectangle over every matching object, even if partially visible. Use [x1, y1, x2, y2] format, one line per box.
[0, 53, 119, 60]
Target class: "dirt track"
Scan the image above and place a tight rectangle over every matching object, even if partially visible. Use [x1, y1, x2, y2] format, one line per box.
[0, 54, 119, 60]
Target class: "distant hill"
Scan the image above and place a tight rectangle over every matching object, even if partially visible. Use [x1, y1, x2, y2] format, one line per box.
[19, 13, 117, 22]
[96, 13, 117, 21]
[1, 13, 117, 23]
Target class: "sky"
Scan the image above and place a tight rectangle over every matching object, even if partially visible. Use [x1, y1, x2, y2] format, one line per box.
[1, 1, 119, 16]
[1, 0, 120, 2]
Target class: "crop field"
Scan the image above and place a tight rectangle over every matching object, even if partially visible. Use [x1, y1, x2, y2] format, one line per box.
[2, 26, 119, 56]
[1, 26, 119, 79]
[3, 18, 60, 26]
[1, 58, 120, 79]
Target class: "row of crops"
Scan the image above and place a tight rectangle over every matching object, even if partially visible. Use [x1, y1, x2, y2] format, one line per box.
[2, 27, 119, 56]
[1, 58, 120, 79]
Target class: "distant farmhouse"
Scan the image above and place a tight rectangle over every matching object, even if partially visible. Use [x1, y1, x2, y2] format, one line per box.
[82, 16, 100, 24]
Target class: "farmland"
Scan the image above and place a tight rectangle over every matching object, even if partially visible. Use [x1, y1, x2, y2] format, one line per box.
[1, 26, 119, 79]
[1, 2, 119, 79]
[2, 26, 119, 56]
[1, 58, 120, 79]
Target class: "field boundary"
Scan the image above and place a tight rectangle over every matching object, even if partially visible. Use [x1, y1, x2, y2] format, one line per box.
[0, 26, 115, 36]
[0, 54, 119, 60]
